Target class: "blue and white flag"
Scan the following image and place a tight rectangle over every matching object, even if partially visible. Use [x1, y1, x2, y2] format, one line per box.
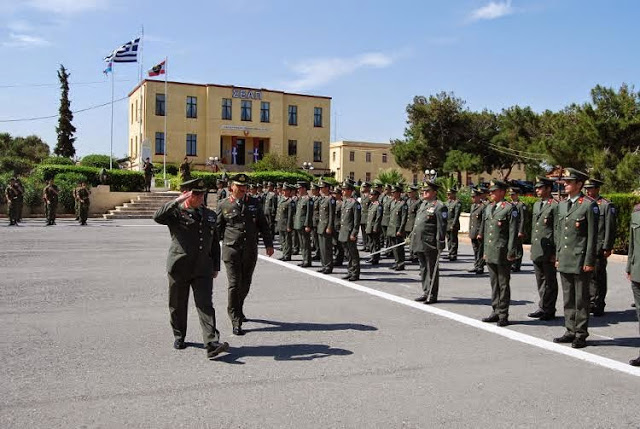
[104, 37, 140, 63]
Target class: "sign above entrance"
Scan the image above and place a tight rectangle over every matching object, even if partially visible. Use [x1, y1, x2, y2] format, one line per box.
[232, 88, 262, 100]
[220, 125, 269, 132]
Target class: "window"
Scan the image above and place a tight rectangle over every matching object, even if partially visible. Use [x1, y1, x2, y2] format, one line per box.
[186, 134, 197, 156]
[313, 141, 322, 162]
[260, 101, 270, 123]
[155, 132, 165, 155]
[332, 151, 336, 162]
[155, 93, 165, 116]
[130, 103, 134, 123]
[222, 98, 232, 120]
[349, 151, 355, 162]
[365, 172, 371, 182]
[349, 172, 355, 181]
[382, 153, 388, 163]
[135, 100, 138, 122]
[314, 107, 322, 127]
[241, 100, 252, 121]
[288, 105, 297, 125]
[288, 140, 297, 156]
[186, 96, 197, 118]
[365, 152, 371, 163]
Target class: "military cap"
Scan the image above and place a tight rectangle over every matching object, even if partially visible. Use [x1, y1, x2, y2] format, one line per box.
[447, 187, 458, 193]
[509, 186, 522, 194]
[318, 180, 331, 188]
[372, 180, 383, 187]
[180, 178, 207, 193]
[266, 181, 274, 186]
[370, 189, 381, 196]
[561, 168, 589, 182]
[256, 183, 263, 188]
[342, 181, 355, 190]
[408, 185, 419, 191]
[310, 182, 320, 189]
[471, 188, 483, 196]
[534, 176, 554, 188]
[332, 186, 343, 194]
[583, 178, 604, 188]
[9, 177, 16, 181]
[216, 178, 227, 185]
[361, 181, 372, 188]
[296, 181, 310, 189]
[284, 183, 296, 190]
[393, 184, 404, 193]
[421, 181, 439, 191]
[231, 173, 250, 185]
[248, 184, 256, 189]
[488, 179, 508, 191]
[276, 182, 283, 188]
[384, 183, 393, 190]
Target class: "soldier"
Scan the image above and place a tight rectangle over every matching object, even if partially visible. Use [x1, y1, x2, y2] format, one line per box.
[509, 186, 527, 272]
[625, 203, 640, 366]
[216, 179, 228, 203]
[43, 179, 60, 226]
[142, 157, 154, 192]
[153, 178, 229, 359]
[332, 187, 345, 266]
[445, 187, 462, 261]
[294, 181, 313, 267]
[291, 189, 300, 255]
[216, 173, 274, 336]
[387, 184, 408, 271]
[179, 156, 192, 182]
[276, 183, 295, 261]
[584, 178, 616, 316]
[5, 177, 18, 226]
[359, 182, 372, 251]
[365, 189, 384, 265]
[14, 178, 24, 223]
[411, 181, 447, 303]
[478, 180, 518, 326]
[467, 188, 486, 274]
[527, 177, 559, 321]
[77, 181, 91, 225]
[316, 181, 336, 274]
[263, 182, 277, 238]
[73, 181, 81, 220]
[405, 185, 421, 263]
[339, 181, 362, 281]
[553, 168, 599, 349]
[380, 184, 393, 255]
[310, 182, 322, 261]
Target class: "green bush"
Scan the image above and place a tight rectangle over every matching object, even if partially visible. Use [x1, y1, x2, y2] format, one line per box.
[33, 165, 143, 192]
[55, 173, 88, 212]
[40, 156, 74, 166]
[0, 156, 34, 176]
[21, 176, 46, 208]
[107, 170, 144, 192]
[168, 170, 314, 191]
[80, 154, 117, 169]
[34, 165, 100, 184]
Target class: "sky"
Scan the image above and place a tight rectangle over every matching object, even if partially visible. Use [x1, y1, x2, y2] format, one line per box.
[1, 0, 639, 159]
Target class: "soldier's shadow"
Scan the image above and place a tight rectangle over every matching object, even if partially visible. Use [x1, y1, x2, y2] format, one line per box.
[437, 297, 533, 306]
[213, 343, 353, 364]
[244, 319, 378, 333]
[588, 309, 639, 327]
[587, 337, 640, 348]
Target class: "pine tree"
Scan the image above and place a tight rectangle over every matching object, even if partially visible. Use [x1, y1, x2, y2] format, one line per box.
[54, 64, 76, 158]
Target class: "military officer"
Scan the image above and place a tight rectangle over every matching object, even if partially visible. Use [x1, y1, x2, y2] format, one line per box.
[339, 181, 361, 281]
[216, 179, 228, 204]
[553, 168, 599, 348]
[77, 181, 91, 225]
[153, 178, 229, 359]
[405, 185, 421, 263]
[365, 189, 383, 265]
[14, 179, 24, 223]
[332, 187, 345, 266]
[478, 180, 518, 326]
[527, 177, 559, 321]
[584, 178, 616, 316]
[411, 182, 448, 303]
[468, 188, 486, 274]
[179, 156, 192, 182]
[381, 184, 393, 255]
[387, 184, 408, 271]
[625, 203, 640, 366]
[294, 181, 313, 267]
[316, 180, 336, 274]
[263, 182, 277, 238]
[142, 157, 154, 192]
[276, 183, 295, 261]
[310, 182, 322, 261]
[43, 178, 59, 226]
[509, 186, 527, 272]
[359, 182, 372, 251]
[5, 177, 18, 226]
[445, 187, 462, 261]
[216, 173, 274, 336]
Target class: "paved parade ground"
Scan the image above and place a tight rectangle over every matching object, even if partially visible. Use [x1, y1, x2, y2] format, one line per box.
[1, 219, 639, 428]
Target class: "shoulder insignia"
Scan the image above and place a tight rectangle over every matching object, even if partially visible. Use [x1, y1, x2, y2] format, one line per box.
[442, 211, 448, 219]
[578, 197, 584, 204]
[357, 204, 361, 209]
[331, 200, 336, 205]
[611, 206, 616, 214]
[501, 202, 506, 208]
[593, 206, 599, 214]
[512, 210, 518, 217]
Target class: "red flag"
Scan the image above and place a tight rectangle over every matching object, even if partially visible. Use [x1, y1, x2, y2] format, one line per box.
[148, 60, 166, 77]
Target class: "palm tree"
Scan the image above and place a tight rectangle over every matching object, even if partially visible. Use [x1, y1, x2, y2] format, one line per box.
[375, 168, 406, 185]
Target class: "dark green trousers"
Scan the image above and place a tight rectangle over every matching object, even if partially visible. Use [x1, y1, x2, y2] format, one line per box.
[417, 250, 439, 299]
[47, 202, 57, 223]
[341, 239, 360, 278]
[168, 273, 219, 345]
[79, 203, 89, 224]
[632, 281, 640, 329]
[560, 271, 591, 340]
[317, 231, 333, 272]
[389, 234, 405, 266]
[7, 202, 17, 224]
[589, 254, 608, 312]
[487, 263, 511, 320]
[297, 229, 312, 266]
[446, 229, 459, 258]
[367, 232, 380, 263]
[292, 228, 300, 253]
[533, 259, 558, 316]
[471, 238, 485, 271]
[225, 247, 258, 327]
[279, 229, 292, 259]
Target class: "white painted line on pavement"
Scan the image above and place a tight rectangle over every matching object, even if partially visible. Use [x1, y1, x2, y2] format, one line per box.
[259, 255, 640, 378]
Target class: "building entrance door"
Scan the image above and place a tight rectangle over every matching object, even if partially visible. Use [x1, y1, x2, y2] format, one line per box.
[236, 138, 246, 165]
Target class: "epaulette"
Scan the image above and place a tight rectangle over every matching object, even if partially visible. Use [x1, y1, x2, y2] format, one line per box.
[598, 196, 610, 204]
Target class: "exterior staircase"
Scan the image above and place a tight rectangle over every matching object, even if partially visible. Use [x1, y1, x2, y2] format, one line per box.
[103, 192, 180, 220]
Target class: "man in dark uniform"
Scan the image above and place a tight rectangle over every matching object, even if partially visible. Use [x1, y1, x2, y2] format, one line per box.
[527, 177, 559, 321]
[381, 184, 393, 256]
[143, 157, 154, 192]
[310, 182, 322, 261]
[332, 187, 345, 266]
[625, 203, 640, 366]
[77, 181, 91, 225]
[553, 168, 599, 349]
[445, 187, 462, 261]
[263, 182, 277, 238]
[43, 178, 59, 226]
[509, 186, 527, 272]
[276, 183, 295, 261]
[359, 182, 371, 251]
[216, 173, 274, 336]
[339, 181, 361, 281]
[387, 184, 408, 271]
[411, 181, 447, 303]
[5, 177, 18, 226]
[14, 178, 24, 222]
[179, 156, 192, 182]
[316, 181, 336, 274]
[365, 189, 383, 265]
[584, 178, 616, 316]
[294, 181, 313, 267]
[478, 180, 518, 326]
[216, 179, 228, 204]
[405, 185, 420, 263]
[153, 178, 229, 359]
[468, 188, 486, 274]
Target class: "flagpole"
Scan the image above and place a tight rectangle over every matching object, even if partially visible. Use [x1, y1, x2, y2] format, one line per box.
[110, 62, 115, 170]
[138, 26, 144, 172]
[163, 57, 168, 187]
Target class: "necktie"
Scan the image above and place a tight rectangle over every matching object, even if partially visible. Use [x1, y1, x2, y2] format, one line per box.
[567, 200, 573, 211]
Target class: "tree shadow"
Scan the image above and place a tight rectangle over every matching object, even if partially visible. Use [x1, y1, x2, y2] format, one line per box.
[245, 319, 378, 333]
[213, 343, 353, 364]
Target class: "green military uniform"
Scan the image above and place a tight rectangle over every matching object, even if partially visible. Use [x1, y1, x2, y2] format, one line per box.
[263, 183, 277, 238]
[179, 159, 192, 182]
[386, 186, 408, 270]
[153, 179, 225, 357]
[339, 182, 361, 281]
[143, 159, 154, 192]
[294, 182, 313, 267]
[509, 188, 527, 272]
[553, 168, 599, 348]
[405, 189, 421, 262]
[468, 190, 486, 274]
[216, 174, 273, 332]
[43, 183, 60, 226]
[381, 186, 393, 253]
[529, 178, 559, 319]
[333, 191, 344, 265]
[446, 190, 462, 261]
[625, 204, 640, 366]
[411, 182, 447, 303]
[5, 179, 18, 225]
[316, 182, 336, 273]
[311, 184, 322, 260]
[359, 183, 372, 251]
[77, 186, 91, 225]
[365, 191, 383, 264]
[480, 180, 518, 325]
[275, 184, 295, 261]
[14, 180, 24, 222]
[73, 185, 81, 220]
[584, 179, 617, 316]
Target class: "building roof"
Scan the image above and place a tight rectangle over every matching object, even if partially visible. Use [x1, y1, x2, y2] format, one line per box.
[330, 140, 392, 148]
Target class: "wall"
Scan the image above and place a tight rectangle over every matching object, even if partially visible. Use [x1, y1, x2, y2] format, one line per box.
[330, 141, 416, 183]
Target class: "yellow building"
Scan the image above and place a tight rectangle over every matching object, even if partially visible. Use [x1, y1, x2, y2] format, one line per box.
[330, 141, 417, 184]
[128, 80, 331, 173]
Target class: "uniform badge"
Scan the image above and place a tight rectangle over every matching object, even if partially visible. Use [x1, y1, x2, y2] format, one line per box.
[575, 221, 581, 228]
[593, 206, 599, 215]
[611, 207, 616, 214]
[442, 211, 448, 219]
[498, 221, 502, 226]
[512, 210, 518, 217]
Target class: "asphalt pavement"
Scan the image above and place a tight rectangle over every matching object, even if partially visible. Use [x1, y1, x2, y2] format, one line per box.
[1, 219, 639, 428]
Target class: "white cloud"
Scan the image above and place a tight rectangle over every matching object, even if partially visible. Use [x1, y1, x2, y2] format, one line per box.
[25, 0, 107, 14]
[2, 32, 50, 47]
[468, 0, 513, 22]
[283, 52, 395, 92]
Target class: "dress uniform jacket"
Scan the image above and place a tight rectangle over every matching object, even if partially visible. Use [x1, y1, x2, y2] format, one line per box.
[276, 196, 295, 232]
[555, 194, 599, 274]
[387, 199, 408, 237]
[381, 195, 392, 227]
[338, 198, 361, 242]
[317, 195, 335, 233]
[410, 200, 447, 254]
[360, 193, 371, 227]
[594, 196, 616, 253]
[446, 199, 462, 231]
[405, 198, 421, 234]
[468, 203, 484, 240]
[481, 201, 518, 264]
[626, 206, 640, 282]
[366, 201, 383, 234]
[294, 195, 313, 230]
[531, 198, 558, 263]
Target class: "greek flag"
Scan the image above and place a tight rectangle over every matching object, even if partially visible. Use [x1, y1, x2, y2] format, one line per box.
[104, 38, 140, 63]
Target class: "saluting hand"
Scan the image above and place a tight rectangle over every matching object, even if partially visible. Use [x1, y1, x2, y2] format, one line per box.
[175, 191, 191, 203]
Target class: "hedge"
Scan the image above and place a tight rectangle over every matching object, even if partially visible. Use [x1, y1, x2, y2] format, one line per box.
[80, 154, 116, 169]
[40, 156, 74, 166]
[0, 156, 34, 176]
[33, 165, 144, 192]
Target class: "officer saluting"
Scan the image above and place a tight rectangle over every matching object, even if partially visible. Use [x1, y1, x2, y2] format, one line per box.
[153, 178, 229, 359]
